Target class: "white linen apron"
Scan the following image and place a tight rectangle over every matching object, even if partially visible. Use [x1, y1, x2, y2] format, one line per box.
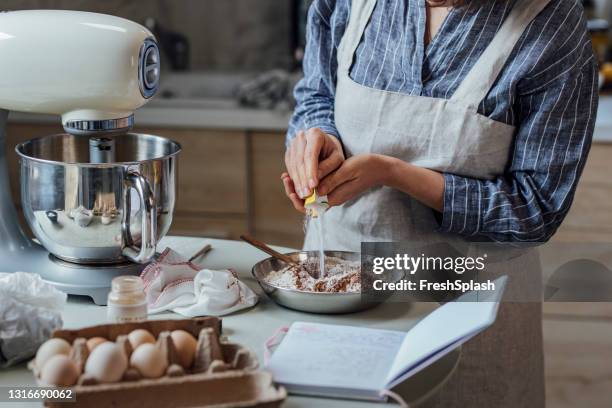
[303, 0, 548, 406]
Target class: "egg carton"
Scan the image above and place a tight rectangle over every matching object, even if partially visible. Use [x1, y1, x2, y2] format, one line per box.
[30, 317, 286, 408]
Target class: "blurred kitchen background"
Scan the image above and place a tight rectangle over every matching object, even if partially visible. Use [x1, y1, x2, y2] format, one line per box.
[2, 1, 612, 407]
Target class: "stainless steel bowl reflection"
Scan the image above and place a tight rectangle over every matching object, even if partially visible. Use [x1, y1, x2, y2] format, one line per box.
[16, 133, 180, 265]
[252, 251, 402, 314]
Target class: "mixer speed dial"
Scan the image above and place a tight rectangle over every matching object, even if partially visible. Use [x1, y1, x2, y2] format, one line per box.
[139, 38, 160, 99]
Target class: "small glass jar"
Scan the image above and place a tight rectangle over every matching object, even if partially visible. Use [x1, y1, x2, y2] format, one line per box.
[107, 276, 148, 323]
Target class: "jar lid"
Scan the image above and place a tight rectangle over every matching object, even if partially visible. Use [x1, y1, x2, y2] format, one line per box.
[111, 275, 145, 293]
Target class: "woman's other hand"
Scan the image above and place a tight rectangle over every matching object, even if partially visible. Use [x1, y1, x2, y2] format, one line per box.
[317, 154, 393, 206]
[284, 128, 344, 199]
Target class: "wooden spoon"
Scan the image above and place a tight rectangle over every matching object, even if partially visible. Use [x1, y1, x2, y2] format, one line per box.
[188, 244, 213, 263]
[240, 235, 300, 267]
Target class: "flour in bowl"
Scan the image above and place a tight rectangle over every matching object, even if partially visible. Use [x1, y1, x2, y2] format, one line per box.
[263, 257, 361, 293]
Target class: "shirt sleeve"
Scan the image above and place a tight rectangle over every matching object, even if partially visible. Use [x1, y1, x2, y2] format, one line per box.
[439, 29, 598, 242]
[286, 0, 349, 146]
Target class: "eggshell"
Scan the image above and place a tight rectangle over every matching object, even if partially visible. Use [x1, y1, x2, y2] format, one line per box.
[86, 337, 108, 351]
[39, 355, 80, 386]
[100, 214, 112, 225]
[74, 209, 93, 227]
[130, 343, 167, 379]
[170, 330, 197, 369]
[35, 338, 72, 371]
[128, 329, 156, 350]
[84, 342, 127, 383]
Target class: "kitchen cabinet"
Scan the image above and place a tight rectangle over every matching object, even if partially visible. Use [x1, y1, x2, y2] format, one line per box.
[554, 144, 612, 242]
[134, 127, 248, 215]
[170, 213, 247, 239]
[543, 317, 612, 408]
[250, 132, 304, 248]
[135, 126, 252, 241]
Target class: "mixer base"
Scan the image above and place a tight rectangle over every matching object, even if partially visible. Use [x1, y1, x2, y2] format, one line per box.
[4, 242, 146, 305]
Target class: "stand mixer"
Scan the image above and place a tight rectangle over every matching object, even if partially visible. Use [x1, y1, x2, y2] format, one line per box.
[0, 10, 180, 304]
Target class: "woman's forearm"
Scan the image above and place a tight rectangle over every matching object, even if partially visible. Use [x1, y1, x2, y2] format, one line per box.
[384, 156, 445, 213]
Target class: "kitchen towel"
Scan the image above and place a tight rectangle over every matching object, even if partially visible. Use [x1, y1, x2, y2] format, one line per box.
[141, 248, 258, 317]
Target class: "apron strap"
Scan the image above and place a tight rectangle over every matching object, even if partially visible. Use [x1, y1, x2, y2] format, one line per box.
[450, 0, 552, 108]
[337, 0, 378, 73]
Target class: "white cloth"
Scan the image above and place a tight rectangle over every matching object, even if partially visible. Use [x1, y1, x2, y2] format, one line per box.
[141, 248, 258, 317]
[0, 272, 66, 367]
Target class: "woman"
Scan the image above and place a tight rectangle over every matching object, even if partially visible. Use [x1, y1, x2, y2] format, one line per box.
[283, 0, 597, 406]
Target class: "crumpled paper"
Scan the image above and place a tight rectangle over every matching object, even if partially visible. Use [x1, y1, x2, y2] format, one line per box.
[0, 272, 66, 367]
[141, 248, 258, 317]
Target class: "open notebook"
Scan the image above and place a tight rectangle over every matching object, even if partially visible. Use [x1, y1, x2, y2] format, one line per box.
[266, 276, 507, 401]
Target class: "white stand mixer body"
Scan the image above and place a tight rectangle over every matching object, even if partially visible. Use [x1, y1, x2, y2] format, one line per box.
[0, 10, 157, 128]
[0, 10, 163, 304]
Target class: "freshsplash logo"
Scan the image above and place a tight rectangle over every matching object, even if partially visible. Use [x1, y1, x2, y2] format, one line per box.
[371, 253, 488, 275]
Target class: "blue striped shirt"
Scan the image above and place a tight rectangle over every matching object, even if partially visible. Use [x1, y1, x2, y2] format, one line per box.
[287, 0, 598, 242]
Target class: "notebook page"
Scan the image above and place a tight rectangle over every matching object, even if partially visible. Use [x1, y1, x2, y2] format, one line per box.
[385, 276, 507, 387]
[266, 322, 406, 391]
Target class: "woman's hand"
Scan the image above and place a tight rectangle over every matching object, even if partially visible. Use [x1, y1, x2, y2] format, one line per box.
[318, 154, 445, 211]
[284, 150, 445, 213]
[284, 128, 344, 199]
[281, 153, 388, 212]
[281, 172, 305, 213]
[317, 154, 394, 206]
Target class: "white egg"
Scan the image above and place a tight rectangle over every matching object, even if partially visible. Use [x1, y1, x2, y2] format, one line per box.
[130, 343, 167, 379]
[35, 338, 72, 371]
[127, 329, 156, 350]
[84, 342, 127, 383]
[40, 355, 80, 386]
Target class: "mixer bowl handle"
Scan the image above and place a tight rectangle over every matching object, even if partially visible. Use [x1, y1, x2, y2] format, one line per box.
[121, 171, 157, 263]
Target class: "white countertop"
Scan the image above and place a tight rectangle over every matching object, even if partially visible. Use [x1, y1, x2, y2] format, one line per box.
[0, 237, 450, 408]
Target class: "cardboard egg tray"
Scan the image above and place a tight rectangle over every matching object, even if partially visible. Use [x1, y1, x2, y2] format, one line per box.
[31, 317, 286, 408]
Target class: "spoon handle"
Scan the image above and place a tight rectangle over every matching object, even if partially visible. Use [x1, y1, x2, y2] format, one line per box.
[188, 244, 213, 262]
[240, 235, 299, 266]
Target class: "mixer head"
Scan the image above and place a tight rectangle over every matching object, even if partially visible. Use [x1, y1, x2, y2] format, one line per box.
[0, 10, 160, 136]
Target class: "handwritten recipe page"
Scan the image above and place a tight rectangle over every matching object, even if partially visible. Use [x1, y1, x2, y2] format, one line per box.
[267, 322, 405, 391]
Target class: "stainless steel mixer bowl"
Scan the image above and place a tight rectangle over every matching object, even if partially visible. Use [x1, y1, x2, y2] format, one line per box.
[16, 133, 180, 264]
[252, 251, 403, 314]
